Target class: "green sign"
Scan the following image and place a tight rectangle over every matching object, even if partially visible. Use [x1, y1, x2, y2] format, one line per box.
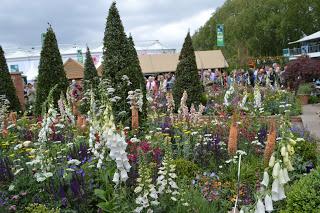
[282, 48, 290, 57]
[217, 24, 224, 47]
[77, 49, 83, 63]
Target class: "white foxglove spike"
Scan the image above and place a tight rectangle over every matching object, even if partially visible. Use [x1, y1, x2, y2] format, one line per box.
[287, 160, 294, 172]
[278, 184, 286, 200]
[278, 168, 287, 185]
[261, 171, 269, 187]
[272, 162, 280, 178]
[281, 146, 286, 156]
[265, 194, 274, 212]
[269, 154, 275, 167]
[112, 171, 120, 185]
[255, 199, 265, 213]
[283, 168, 290, 182]
[272, 178, 280, 194]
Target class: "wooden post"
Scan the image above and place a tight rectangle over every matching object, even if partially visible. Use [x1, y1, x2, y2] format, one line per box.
[131, 106, 139, 130]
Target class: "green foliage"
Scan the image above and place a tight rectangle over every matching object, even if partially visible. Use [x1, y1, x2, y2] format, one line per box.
[192, 0, 320, 67]
[309, 95, 320, 104]
[168, 185, 220, 213]
[35, 26, 68, 115]
[262, 90, 302, 116]
[173, 158, 200, 180]
[173, 33, 203, 109]
[295, 139, 318, 167]
[83, 47, 99, 92]
[80, 47, 99, 114]
[102, 2, 146, 125]
[283, 168, 320, 212]
[297, 83, 313, 95]
[126, 35, 148, 125]
[25, 203, 60, 213]
[0, 46, 21, 112]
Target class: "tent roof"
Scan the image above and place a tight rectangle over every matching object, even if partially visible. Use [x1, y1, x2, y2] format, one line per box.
[139, 50, 228, 74]
[64, 58, 84, 79]
[289, 31, 320, 44]
[66, 50, 228, 79]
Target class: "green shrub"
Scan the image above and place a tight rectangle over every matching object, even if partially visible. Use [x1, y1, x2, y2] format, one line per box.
[297, 83, 312, 95]
[284, 168, 320, 212]
[25, 203, 60, 213]
[295, 139, 318, 167]
[309, 95, 320, 104]
[173, 158, 200, 180]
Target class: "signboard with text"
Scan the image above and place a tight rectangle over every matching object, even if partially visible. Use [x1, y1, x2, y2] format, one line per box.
[217, 24, 224, 47]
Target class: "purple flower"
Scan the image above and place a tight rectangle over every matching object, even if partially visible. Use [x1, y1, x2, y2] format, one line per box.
[70, 176, 81, 198]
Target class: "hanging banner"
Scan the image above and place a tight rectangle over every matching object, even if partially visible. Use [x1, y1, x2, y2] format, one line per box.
[77, 49, 83, 63]
[217, 24, 224, 47]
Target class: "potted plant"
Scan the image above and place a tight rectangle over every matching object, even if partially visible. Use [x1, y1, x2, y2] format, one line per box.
[297, 83, 312, 105]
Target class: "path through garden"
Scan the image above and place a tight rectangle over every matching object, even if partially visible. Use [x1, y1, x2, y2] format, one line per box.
[301, 103, 320, 140]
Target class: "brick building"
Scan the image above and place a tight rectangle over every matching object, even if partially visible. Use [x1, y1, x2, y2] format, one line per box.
[10, 72, 25, 110]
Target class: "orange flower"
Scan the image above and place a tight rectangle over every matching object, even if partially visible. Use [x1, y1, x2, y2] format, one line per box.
[228, 113, 238, 156]
[2, 118, 8, 138]
[264, 118, 277, 166]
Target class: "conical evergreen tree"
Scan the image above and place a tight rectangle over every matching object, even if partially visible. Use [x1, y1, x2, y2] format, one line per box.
[102, 2, 129, 80]
[173, 32, 203, 109]
[83, 46, 99, 91]
[0, 46, 21, 112]
[35, 26, 68, 115]
[79, 47, 99, 114]
[102, 2, 145, 125]
[126, 35, 147, 123]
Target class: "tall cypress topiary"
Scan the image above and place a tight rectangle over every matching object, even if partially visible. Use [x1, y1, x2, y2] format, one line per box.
[83, 47, 99, 91]
[103, 2, 145, 125]
[173, 32, 203, 109]
[0, 46, 21, 112]
[35, 26, 68, 115]
[79, 47, 99, 114]
[126, 35, 147, 123]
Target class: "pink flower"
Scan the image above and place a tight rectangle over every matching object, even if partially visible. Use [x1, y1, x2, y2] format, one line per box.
[139, 141, 151, 153]
[19, 191, 27, 196]
[11, 195, 19, 200]
[9, 205, 16, 211]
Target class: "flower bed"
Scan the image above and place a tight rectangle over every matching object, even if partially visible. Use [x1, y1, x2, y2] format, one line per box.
[0, 85, 319, 213]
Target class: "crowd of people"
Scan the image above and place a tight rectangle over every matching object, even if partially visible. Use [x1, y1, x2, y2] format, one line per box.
[201, 63, 286, 90]
[24, 83, 36, 106]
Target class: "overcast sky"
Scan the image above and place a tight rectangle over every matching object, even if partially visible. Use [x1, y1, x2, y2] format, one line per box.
[0, 0, 225, 50]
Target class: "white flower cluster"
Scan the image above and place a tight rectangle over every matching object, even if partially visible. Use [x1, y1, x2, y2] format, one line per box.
[250, 127, 300, 213]
[58, 94, 75, 125]
[254, 86, 262, 108]
[224, 84, 235, 106]
[89, 93, 131, 185]
[127, 89, 143, 112]
[105, 129, 131, 185]
[189, 104, 205, 124]
[134, 165, 159, 213]
[38, 106, 57, 144]
[27, 103, 57, 182]
[0, 95, 10, 131]
[156, 156, 179, 201]
[239, 90, 248, 110]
